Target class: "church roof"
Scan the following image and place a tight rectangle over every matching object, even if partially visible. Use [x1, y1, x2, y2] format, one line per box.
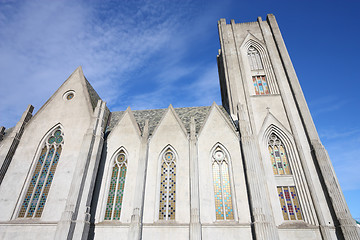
[84, 77, 102, 110]
[107, 105, 233, 135]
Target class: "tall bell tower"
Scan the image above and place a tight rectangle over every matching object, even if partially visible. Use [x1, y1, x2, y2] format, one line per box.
[217, 14, 360, 240]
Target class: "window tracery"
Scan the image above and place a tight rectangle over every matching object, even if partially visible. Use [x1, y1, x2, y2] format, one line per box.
[247, 46, 263, 70]
[267, 133, 303, 221]
[212, 146, 234, 220]
[268, 134, 291, 175]
[104, 149, 127, 220]
[247, 46, 271, 95]
[18, 128, 64, 218]
[159, 148, 176, 220]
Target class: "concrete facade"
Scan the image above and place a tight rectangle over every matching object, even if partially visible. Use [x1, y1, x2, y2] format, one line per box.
[0, 14, 359, 240]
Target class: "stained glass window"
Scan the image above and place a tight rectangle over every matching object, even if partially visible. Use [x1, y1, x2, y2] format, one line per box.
[159, 148, 176, 220]
[252, 76, 269, 95]
[247, 46, 263, 70]
[277, 186, 303, 220]
[18, 128, 64, 218]
[104, 150, 127, 220]
[212, 146, 234, 220]
[268, 134, 291, 175]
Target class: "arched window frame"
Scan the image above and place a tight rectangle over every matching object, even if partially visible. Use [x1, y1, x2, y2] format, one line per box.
[260, 122, 317, 224]
[210, 143, 236, 221]
[101, 147, 129, 221]
[157, 145, 177, 221]
[241, 38, 280, 95]
[103, 148, 128, 221]
[17, 126, 64, 219]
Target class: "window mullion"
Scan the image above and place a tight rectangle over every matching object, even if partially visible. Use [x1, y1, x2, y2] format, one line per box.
[25, 144, 49, 217]
[111, 163, 121, 220]
[34, 144, 57, 217]
[219, 162, 227, 220]
[165, 162, 170, 220]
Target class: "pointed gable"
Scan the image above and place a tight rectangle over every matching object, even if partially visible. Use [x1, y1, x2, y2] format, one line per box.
[151, 105, 187, 139]
[107, 107, 141, 141]
[198, 102, 237, 138]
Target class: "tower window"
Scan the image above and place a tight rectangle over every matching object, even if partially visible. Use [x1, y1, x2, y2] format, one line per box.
[104, 149, 127, 220]
[247, 46, 263, 70]
[253, 76, 269, 95]
[212, 146, 234, 220]
[18, 128, 64, 218]
[277, 186, 303, 220]
[159, 148, 176, 220]
[268, 134, 291, 175]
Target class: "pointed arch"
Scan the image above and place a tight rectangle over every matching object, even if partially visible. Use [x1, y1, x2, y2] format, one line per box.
[261, 124, 306, 221]
[104, 146, 128, 220]
[210, 143, 234, 220]
[158, 145, 177, 220]
[241, 35, 279, 94]
[18, 124, 64, 218]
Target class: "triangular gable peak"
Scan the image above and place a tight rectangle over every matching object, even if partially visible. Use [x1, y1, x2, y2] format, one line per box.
[30, 66, 102, 124]
[240, 32, 266, 50]
[198, 102, 237, 138]
[151, 104, 188, 139]
[107, 107, 141, 140]
[258, 110, 292, 144]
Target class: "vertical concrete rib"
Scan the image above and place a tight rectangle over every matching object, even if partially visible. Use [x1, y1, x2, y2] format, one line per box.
[128, 120, 149, 240]
[237, 104, 280, 240]
[266, 14, 360, 239]
[189, 117, 202, 240]
[0, 104, 34, 185]
[54, 100, 108, 240]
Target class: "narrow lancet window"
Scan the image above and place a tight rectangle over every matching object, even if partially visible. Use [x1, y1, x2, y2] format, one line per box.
[18, 128, 64, 218]
[104, 150, 127, 220]
[277, 186, 303, 220]
[247, 46, 263, 70]
[212, 146, 234, 220]
[159, 148, 176, 220]
[268, 134, 291, 175]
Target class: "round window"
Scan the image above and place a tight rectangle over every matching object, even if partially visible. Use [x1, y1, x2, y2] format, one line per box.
[63, 91, 75, 101]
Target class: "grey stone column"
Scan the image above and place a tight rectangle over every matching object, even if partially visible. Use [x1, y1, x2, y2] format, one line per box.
[72, 100, 108, 240]
[189, 117, 202, 240]
[0, 104, 34, 185]
[128, 120, 149, 240]
[237, 104, 279, 240]
[54, 100, 108, 240]
[266, 14, 360, 239]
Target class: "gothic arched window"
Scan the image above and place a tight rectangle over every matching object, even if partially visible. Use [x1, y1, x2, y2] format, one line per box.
[267, 133, 303, 220]
[159, 147, 176, 220]
[18, 127, 64, 218]
[212, 146, 234, 220]
[247, 46, 263, 70]
[247, 46, 269, 95]
[104, 149, 127, 220]
[268, 134, 291, 175]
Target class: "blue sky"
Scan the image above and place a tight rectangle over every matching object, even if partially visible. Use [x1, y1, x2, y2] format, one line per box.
[0, 0, 359, 221]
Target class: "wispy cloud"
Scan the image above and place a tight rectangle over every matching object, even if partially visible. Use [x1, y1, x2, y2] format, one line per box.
[308, 96, 347, 116]
[0, 0, 225, 127]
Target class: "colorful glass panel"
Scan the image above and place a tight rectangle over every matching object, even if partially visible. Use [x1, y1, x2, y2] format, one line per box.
[252, 76, 269, 95]
[213, 162, 224, 220]
[159, 148, 176, 220]
[268, 134, 291, 175]
[104, 150, 127, 220]
[212, 147, 234, 220]
[19, 128, 63, 218]
[277, 186, 303, 221]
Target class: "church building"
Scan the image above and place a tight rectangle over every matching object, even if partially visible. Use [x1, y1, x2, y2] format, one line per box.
[0, 14, 359, 240]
